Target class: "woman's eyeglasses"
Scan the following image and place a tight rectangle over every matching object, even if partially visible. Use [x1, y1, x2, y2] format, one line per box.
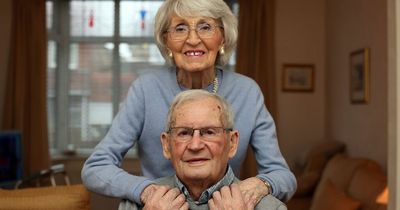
[166, 23, 223, 41]
[167, 127, 232, 142]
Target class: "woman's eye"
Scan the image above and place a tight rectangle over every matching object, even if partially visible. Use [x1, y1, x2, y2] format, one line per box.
[175, 25, 188, 33]
[198, 23, 212, 31]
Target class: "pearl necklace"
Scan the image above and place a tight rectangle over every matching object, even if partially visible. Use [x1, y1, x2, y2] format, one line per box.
[212, 77, 219, 93]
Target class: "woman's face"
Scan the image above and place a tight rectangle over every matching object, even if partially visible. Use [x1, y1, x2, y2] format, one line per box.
[165, 14, 224, 73]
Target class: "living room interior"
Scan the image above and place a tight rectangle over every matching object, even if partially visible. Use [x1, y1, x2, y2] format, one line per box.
[0, 0, 399, 210]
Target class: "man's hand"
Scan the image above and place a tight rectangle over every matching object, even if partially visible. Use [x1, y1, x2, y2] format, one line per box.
[141, 185, 189, 210]
[208, 183, 254, 210]
[237, 177, 269, 207]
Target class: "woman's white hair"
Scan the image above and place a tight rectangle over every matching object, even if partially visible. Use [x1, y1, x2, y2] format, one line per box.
[154, 0, 238, 66]
[165, 90, 235, 130]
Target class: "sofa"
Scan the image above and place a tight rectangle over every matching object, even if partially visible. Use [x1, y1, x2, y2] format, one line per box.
[0, 184, 91, 210]
[287, 154, 388, 210]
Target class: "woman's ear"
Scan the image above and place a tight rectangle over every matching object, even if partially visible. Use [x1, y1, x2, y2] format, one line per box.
[160, 132, 172, 160]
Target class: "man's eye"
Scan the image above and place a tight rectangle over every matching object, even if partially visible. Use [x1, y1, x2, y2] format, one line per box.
[177, 129, 191, 136]
[203, 128, 217, 136]
[198, 23, 212, 32]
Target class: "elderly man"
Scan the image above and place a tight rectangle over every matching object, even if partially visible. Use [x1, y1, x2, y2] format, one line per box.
[119, 90, 287, 210]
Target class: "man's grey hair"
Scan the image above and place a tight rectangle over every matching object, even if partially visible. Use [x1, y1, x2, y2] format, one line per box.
[165, 90, 235, 130]
[154, 0, 238, 66]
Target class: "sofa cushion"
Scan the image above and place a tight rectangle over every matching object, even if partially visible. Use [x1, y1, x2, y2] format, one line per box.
[0, 184, 90, 210]
[295, 170, 321, 196]
[348, 161, 387, 210]
[310, 179, 361, 210]
[314, 154, 367, 200]
[294, 141, 345, 197]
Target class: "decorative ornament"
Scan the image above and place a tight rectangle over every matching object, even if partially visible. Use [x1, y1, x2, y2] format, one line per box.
[219, 45, 225, 55]
[89, 9, 94, 28]
[140, 9, 146, 30]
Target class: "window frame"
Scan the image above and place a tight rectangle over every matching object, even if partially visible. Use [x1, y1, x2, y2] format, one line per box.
[47, 0, 237, 155]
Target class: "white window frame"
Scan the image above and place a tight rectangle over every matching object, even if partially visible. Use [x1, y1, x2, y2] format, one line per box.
[47, 0, 237, 155]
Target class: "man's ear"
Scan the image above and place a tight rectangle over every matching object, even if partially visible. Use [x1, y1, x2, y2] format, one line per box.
[228, 130, 239, 159]
[160, 132, 172, 160]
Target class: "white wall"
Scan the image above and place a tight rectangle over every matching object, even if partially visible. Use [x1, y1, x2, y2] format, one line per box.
[0, 0, 12, 128]
[326, 0, 388, 169]
[275, 0, 326, 167]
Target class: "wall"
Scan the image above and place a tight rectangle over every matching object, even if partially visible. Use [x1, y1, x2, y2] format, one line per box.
[0, 0, 12, 128]
[326, 0, 388, 169]
[275, 0, 326, 167]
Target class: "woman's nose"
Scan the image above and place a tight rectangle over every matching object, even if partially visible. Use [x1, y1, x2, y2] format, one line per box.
[185, 29, 201, 45]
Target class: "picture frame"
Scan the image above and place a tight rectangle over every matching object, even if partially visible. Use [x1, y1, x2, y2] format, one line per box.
[282, 64, 314, 92]
[350, 48, 370, 104]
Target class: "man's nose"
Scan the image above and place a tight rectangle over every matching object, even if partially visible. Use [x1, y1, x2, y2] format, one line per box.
[187, 130, 205, 150]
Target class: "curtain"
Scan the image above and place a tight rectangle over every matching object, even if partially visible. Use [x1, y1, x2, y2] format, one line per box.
[2, 0, 50, 177]
[236, 0, 277, 179]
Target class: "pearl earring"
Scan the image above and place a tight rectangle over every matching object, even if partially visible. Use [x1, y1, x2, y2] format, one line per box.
[219, 46, 225, 55]
[168, 50, 173, 58]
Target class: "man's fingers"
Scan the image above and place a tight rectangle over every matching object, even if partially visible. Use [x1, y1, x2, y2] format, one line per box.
[220, 185, 232, 198]
[230, 183, 241, 197]
[163, 188, 180, 200]
[208, 199, 216, 210]
[170, 191, 186, 208]
[209, 185, 248, 210]
[211, 190, 222, 201]
[147, 185, 170, 203]
[154, 185, 171, 196]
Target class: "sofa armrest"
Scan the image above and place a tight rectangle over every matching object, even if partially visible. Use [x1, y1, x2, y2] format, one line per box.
[0, 184, 91, 210]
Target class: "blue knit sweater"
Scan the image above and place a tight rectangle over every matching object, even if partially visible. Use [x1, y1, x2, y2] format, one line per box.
[81, 68, 296, 203]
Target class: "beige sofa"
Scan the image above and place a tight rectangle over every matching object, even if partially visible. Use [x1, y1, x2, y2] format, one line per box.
[0, 184, 91, 210]
[287, 154, 388, 210]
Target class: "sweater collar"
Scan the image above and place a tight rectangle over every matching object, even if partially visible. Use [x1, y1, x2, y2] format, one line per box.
[174, 166, 235, 205]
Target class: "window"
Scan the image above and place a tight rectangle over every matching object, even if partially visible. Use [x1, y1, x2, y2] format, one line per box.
[46, 0, 238, 155]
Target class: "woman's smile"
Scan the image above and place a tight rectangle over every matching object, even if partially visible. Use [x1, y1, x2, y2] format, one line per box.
[184, 50, 205, 57]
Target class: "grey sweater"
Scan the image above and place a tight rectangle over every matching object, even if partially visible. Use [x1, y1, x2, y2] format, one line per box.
[118, 172, 287, 210]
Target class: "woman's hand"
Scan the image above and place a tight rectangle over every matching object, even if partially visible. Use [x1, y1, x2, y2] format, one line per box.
[209, 183, 254, 210]
[237, 177, 270, 207]
[141, 185, 189, 210]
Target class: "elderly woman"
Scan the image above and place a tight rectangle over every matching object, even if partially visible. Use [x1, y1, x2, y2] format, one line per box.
[82, 0, 296, 207]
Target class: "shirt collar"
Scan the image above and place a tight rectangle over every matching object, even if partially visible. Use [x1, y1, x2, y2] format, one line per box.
[174, 166, 235, 205]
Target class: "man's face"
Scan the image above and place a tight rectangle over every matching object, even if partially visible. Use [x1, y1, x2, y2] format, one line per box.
[161, 98, 238, 186]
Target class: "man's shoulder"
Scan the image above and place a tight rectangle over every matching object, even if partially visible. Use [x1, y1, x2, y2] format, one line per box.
[154, 176, 175, 187]
[256, 195, 288, 210]
[232, 178, 287, 210]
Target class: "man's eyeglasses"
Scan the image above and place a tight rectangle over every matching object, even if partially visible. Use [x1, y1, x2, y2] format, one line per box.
[167, 127, 232, 142]
[166, 23, 224, 41]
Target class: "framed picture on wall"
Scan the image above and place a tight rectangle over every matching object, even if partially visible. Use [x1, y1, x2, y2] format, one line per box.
[282, 64, 314, 92]
[350, 48, 370, 104]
